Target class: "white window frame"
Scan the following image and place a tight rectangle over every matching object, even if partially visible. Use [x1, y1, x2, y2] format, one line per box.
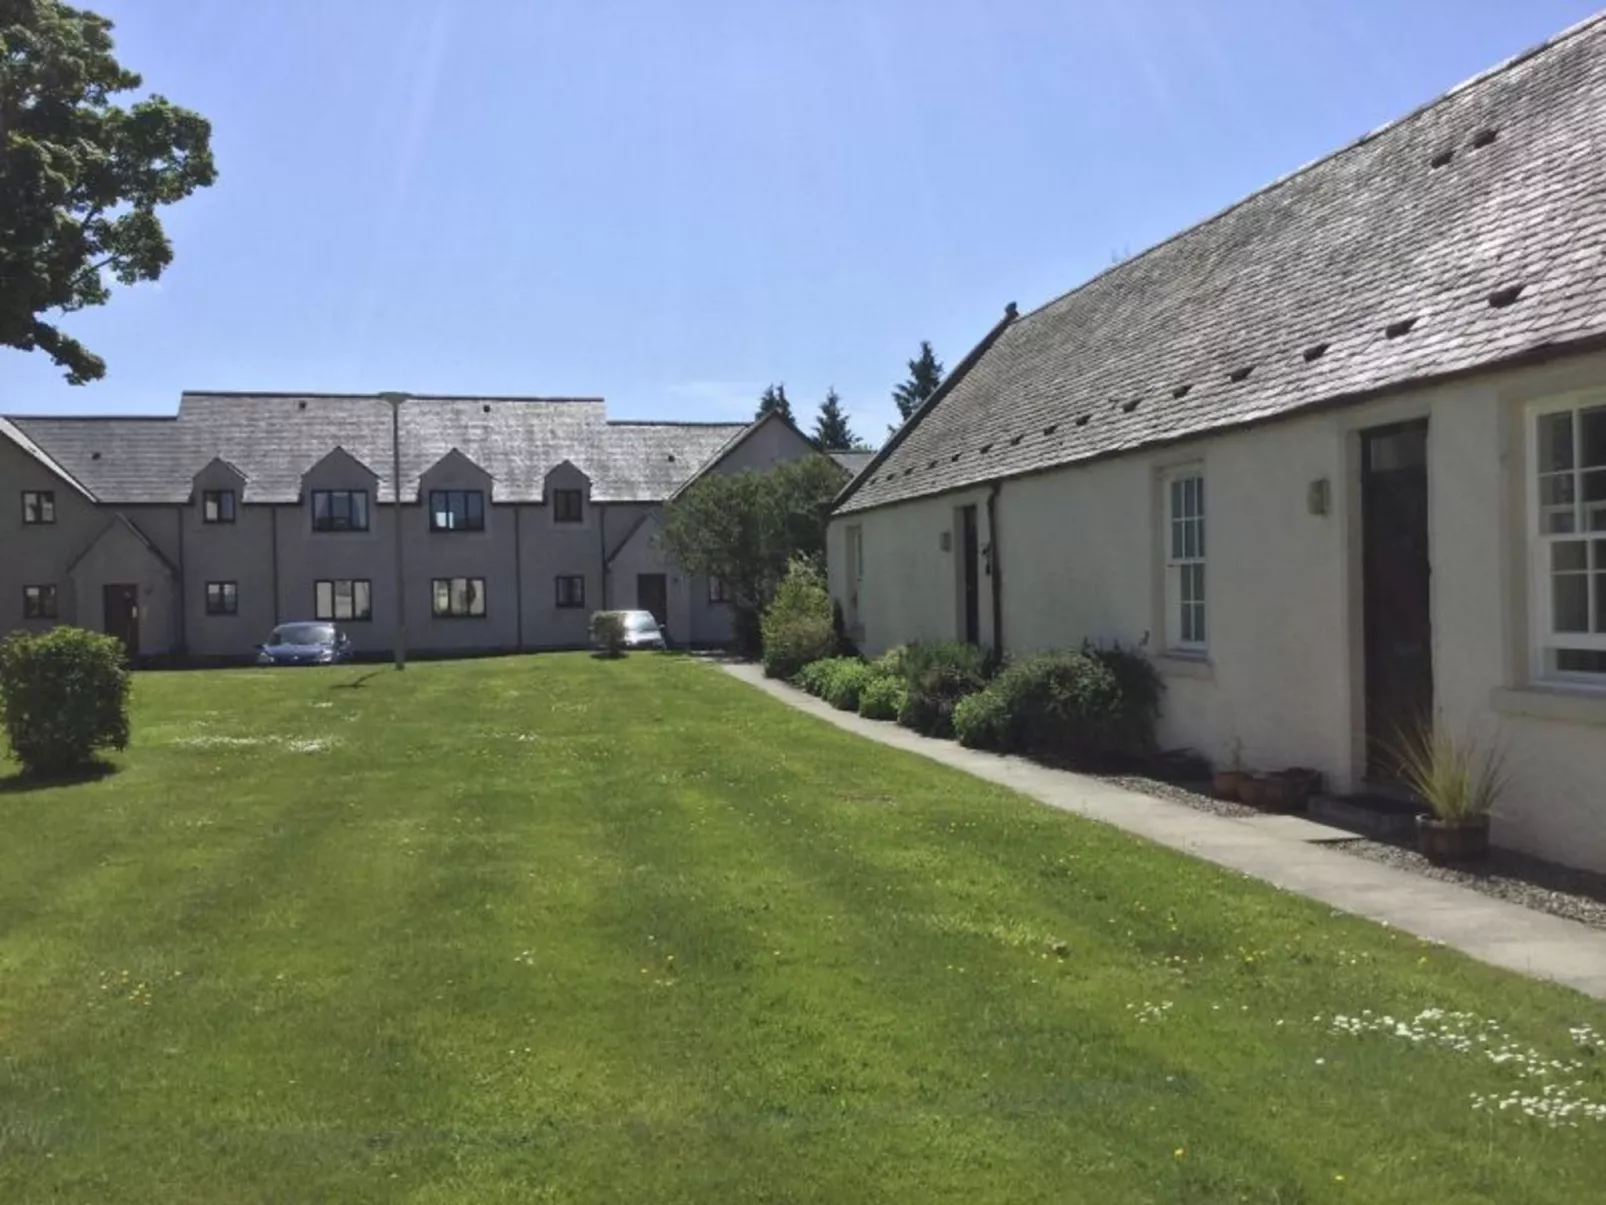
[1528, 392, 1606, 687]
[1162, 465, 1207, 655]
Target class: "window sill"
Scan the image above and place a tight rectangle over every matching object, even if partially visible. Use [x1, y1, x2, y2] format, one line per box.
[1155, 653, 1214, 681]
[1489, 685, 1606, 728]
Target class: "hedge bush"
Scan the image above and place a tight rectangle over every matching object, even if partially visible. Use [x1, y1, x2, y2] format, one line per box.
[950, 644, 1164, 764]
[857, 675, 905, 721]
[897, 641, 990, 738]
[0, 627, 131, 777]
[953, 688, 1011, 750]
[1084, 641, 1164, 758]
[760, 560, 836, 679]
[821, 661, 875, 711]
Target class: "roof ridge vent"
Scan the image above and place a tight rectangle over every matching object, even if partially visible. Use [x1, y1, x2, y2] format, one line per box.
[1385, 316, 1419, 338]
[1009, 433, 1023, 446]
[1228, 365, 1254, 383]
[1303, 342, 1330, 362]
[1042, 423, 1058, 436]
[1171, 384, 1191, 399]
[979, 442, 993, 454]
[1470, 127, 1498, 149]
[1488, 283, 1525, 308]
[1074, 414, 1090, 428]
[1120, 399, 1140, 414]
[1430, 148, 1455, 169]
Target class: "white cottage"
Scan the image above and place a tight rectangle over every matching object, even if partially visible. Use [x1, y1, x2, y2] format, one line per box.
[828, 14, 1606, 873]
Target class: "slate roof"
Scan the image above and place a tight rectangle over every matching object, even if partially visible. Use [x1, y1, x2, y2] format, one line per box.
[838, 13, 1606, 514]
[830, 450, 876, 476]
[8, 394, 748, 504]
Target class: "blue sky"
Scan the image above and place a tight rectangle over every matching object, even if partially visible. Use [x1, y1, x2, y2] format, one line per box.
[2, 1, 1598, 438]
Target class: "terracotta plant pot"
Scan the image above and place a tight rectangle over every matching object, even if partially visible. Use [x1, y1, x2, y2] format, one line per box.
[1238, 775, 1269, 809]
[1212, 769, 1247, 801]
[1416, 814, 1490, 865]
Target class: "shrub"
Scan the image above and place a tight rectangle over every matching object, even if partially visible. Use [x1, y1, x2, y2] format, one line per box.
[1083, 641, 1165, 758]
[589, 611, 626, 658]
[821, 661, 874, 711]
[792, 659, 835, 697]
[898, 641, 990, 738]
[857, 675, 904, 721]
[760, 560, 836, 679]
[947, 645, 1164, 764]
[953, 689, 1011, 750]
[0, 627, 131, 777]
[871, 645, 908, 679]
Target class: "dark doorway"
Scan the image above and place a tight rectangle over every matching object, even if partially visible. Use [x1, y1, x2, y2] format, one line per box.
[103, 584, 140, 660]
[959, 505, 980, 646]
[1361, 421, 1433, 779]
[636, 573, 668, 630]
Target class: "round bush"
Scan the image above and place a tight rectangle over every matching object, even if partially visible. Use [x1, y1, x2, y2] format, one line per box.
[857, 675, 904, 721]
[953, 689, 1011, 750]
[0, 627, 131, 777]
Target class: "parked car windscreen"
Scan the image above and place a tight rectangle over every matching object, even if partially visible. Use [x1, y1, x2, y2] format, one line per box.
[269, 623, 337, 647]
[624, 612, 659, 632]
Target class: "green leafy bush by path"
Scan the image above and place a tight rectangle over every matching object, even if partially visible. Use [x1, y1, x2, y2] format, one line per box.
[857, 674, 905, 721]
[898, 641, 990, 738]
[794, 657, 877, 712]
[760, 560, 836, 679]
[0, 627, 130, 776]
[952, 645, 1164, 764]
[1084, 641, 1165, 758]
[953, 688, 1011, 749]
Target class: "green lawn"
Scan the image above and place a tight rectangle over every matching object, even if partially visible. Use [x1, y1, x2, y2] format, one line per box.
[2, 655, 1604, 1203]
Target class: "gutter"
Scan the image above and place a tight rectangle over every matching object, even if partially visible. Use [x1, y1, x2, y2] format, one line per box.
[987, 481, 1004, 656]
[832, 301, 1019, 514]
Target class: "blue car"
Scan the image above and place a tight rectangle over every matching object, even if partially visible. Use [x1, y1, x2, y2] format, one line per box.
[256, 621, 354, 667]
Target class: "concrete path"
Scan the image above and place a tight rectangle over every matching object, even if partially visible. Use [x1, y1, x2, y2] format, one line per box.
[719, 661, 1606, 1001]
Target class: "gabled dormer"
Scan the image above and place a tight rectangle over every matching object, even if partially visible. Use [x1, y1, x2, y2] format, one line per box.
[544, 460, 592, 528]
[301, 447, 378, 534]
[420, 448, 493, 533]
[191, 457, 247, 525]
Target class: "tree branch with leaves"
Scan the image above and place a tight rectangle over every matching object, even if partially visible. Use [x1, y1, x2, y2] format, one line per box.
[1, 1, 217, 383]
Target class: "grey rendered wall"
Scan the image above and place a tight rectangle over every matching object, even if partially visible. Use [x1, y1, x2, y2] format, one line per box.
[518, 462, 603, 648]
[0, 438, 100, 634]
[174, 463, 274, 656]
[406, 456, 518, 653]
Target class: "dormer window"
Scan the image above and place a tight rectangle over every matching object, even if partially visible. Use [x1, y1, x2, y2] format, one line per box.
[553, 489, 584, 523]
[429, 489, 485, 532]
[202, 489, 236, 524]
[312, 489, 369, 532]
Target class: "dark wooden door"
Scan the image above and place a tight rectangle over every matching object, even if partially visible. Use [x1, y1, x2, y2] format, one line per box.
[1362, 422, 1433, 778]
[102, 584, 140, 660]
[960, 505, 980, 646]
[636, 574, 668, 629]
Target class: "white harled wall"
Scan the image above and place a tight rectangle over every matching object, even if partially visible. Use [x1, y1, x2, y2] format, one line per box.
[831, 350, 1606, 874]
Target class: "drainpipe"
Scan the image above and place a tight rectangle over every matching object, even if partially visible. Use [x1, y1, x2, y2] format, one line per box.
[175, 504, 187, 655]
[270, 506, 281, 624]
[987, 481, 1004, 658]
[598, 508, 607, 609]
[380, 391, 410, 670]
[514, 504, 524, 651]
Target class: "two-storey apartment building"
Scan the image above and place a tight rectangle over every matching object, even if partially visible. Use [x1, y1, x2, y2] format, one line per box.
[1, 392, 855, 659]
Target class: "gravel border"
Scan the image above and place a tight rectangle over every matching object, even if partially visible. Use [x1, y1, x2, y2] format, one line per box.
[1105, 774, 1606, 932]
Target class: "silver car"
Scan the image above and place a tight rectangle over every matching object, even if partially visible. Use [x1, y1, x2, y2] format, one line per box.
[619, 610, 667, 650]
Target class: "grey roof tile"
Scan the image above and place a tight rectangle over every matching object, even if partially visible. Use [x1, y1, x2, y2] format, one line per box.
[839, 14, 1606, 514]
[8, 394, 746, 504]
